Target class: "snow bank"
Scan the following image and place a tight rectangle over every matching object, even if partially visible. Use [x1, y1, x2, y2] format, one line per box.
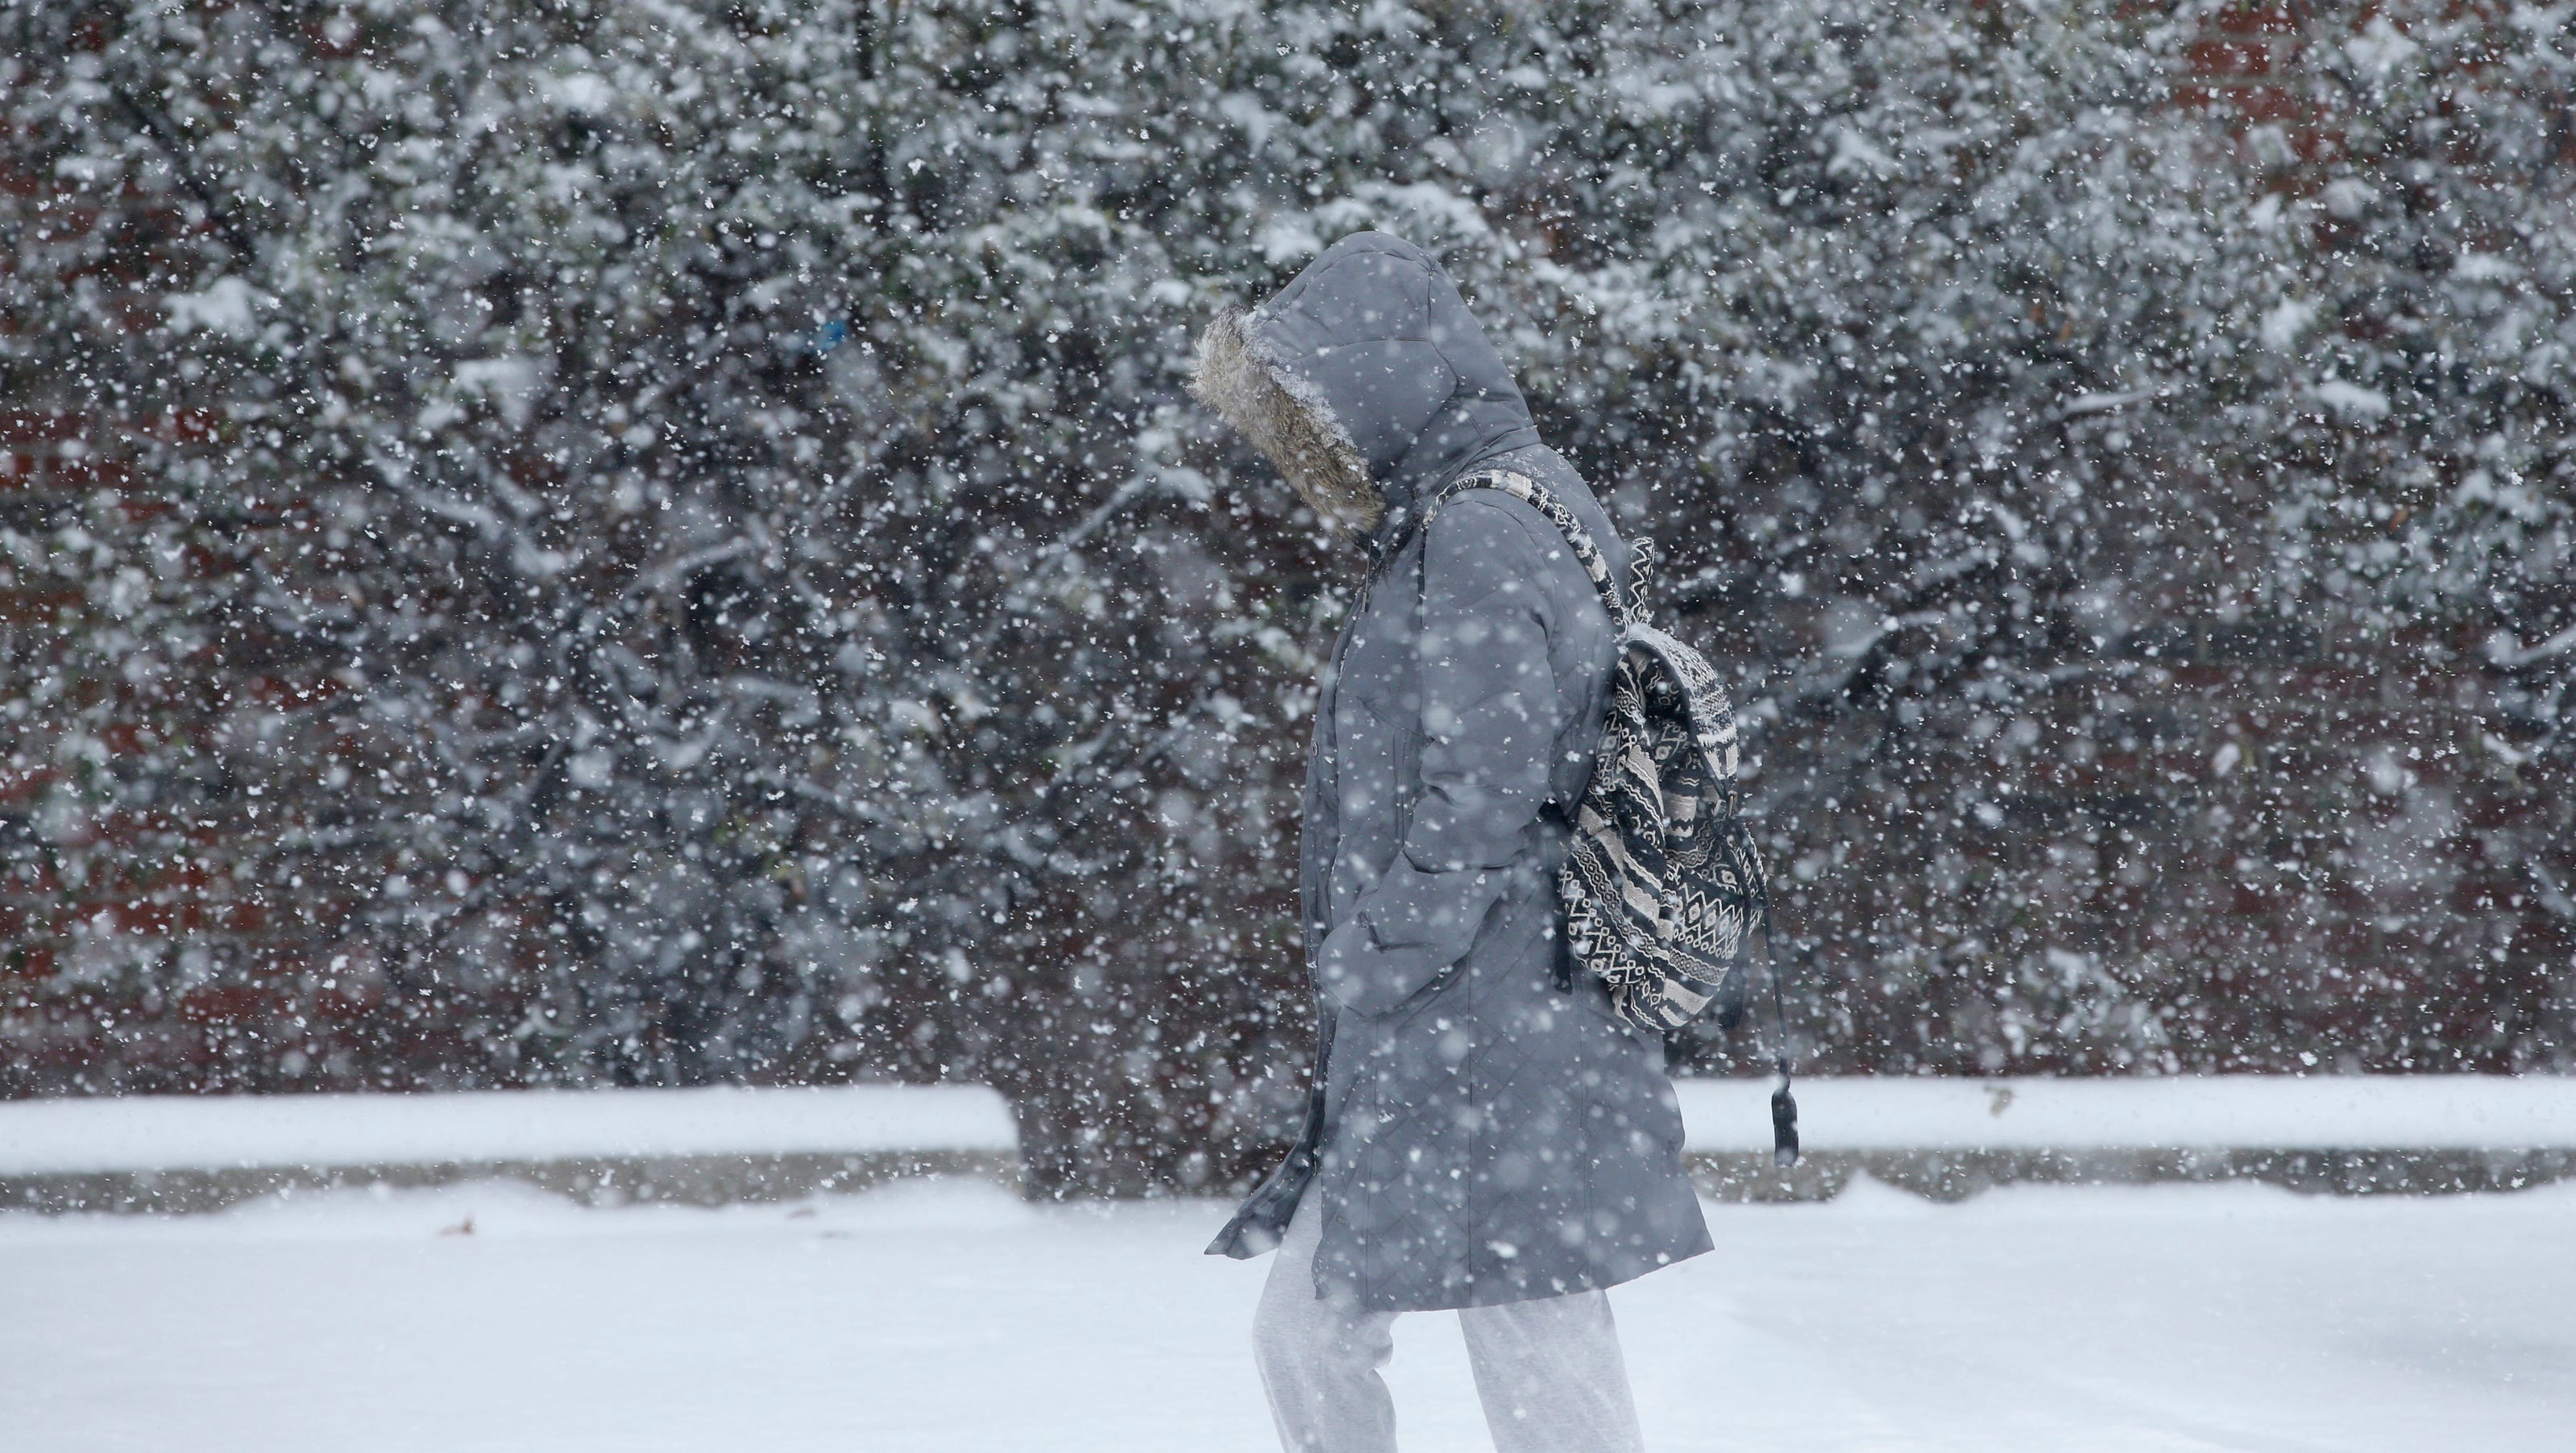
[0, 1083, 1018, 1177]
[1676, 1073, 2576, 1153]
[10, 1076, 2570, 1189]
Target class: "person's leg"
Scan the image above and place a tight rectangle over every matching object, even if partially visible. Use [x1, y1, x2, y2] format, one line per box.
[1251, 1200, 1400, 1453]
[1458, 1289, 1646, 1453]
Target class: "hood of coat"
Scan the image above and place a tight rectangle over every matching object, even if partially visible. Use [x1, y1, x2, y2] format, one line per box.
[1189, 232, 1542, 552]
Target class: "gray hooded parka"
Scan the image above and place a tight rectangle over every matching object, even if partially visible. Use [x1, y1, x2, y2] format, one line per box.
[1193, 233, 1711, 1314]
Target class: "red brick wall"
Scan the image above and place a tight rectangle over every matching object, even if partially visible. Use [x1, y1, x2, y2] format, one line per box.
[0, 404, 392, 1092]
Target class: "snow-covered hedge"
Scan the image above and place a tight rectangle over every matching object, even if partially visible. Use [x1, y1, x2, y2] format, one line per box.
[3, 1, 2570, 1191]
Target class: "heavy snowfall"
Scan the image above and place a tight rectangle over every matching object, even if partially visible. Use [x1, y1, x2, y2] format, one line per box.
[2, 2, 2574, 1447]
[6, 3, 2570, 1189]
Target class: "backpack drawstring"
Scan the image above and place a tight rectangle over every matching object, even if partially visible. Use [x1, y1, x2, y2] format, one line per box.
[1759, 880, 1800, 1168]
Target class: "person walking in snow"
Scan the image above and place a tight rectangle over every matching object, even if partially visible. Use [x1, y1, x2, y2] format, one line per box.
[1192, 232, 1709, 1453]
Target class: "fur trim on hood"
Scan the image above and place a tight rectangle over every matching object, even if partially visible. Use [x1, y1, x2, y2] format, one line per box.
[1189, 235, 1542, 551]
[1188, 307, 1383, 536]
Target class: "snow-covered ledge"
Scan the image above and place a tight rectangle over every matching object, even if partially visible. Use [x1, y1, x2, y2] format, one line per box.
[1674, 1075, 2576, 1201]
[0, 1084, 1021, 1214]
[1676, 1075, 2576, 1152]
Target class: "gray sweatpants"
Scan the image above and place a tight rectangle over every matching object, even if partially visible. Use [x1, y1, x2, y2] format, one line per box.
[1251, 1202, 1647, 1453]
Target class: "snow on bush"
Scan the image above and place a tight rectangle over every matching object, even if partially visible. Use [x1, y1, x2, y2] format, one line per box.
[2, 1, 2570, 1191]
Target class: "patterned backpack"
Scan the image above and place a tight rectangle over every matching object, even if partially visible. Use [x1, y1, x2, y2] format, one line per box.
[1432, 470, 1800, 1164]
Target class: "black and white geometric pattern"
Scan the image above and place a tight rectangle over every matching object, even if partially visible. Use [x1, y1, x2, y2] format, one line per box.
[1433, 470, 1770, 1032]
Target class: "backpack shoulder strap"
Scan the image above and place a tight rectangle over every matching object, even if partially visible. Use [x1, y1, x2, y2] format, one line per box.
[1429, 469, 1632, 627]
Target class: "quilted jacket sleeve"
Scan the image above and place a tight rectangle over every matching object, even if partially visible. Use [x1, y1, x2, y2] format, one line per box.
[1315, 496, 1564, 1018]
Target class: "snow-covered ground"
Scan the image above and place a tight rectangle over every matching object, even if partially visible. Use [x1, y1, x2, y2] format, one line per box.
[5, 1177, 2569, 1452]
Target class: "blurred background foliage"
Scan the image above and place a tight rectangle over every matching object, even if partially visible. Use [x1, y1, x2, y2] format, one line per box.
[3, 0, 2571, 1193]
